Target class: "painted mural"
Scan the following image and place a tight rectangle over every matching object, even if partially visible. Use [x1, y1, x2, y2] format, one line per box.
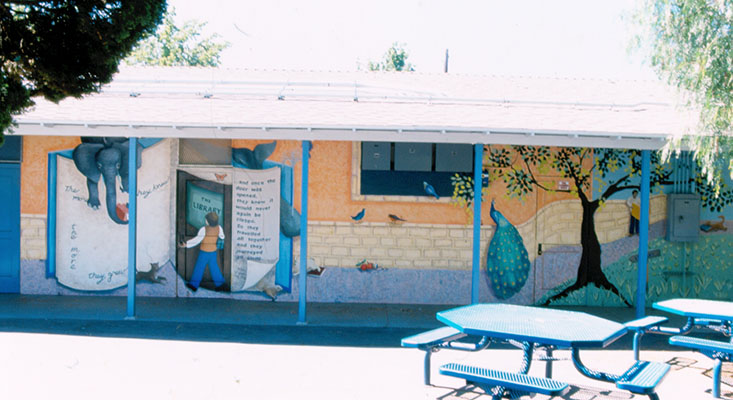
[485, 201, 530, 299]
[42, 138, 298, 299]
[53, 139, 170, 291]
[446, 145, 733, 306]
[18, 137, 731, 305]
[71, 138, 142, 225]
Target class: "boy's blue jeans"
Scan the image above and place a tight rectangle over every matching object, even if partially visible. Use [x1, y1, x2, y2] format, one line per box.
[189, 250, 225, 288]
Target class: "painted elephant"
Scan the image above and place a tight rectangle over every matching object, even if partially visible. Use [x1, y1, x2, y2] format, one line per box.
[232, 141, 301, 237]
[72, 137, 142, 225]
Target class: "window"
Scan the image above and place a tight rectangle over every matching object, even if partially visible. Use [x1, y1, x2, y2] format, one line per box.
[360, 142, 473, 197]
[0, 136, 22, 163]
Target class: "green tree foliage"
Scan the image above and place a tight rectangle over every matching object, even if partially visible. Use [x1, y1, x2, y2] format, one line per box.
[368, 42, 415, 71]
[634, 0, 733, 191]
[125, 8, 229, 67]
[0, 0, 167, 144]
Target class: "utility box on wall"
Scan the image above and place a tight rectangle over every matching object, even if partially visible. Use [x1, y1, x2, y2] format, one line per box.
[666, 193, 700, 242]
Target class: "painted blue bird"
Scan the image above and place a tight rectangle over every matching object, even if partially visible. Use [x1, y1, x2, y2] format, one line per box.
[351, 208, 365, 223]
[485, 200, 531, 300]
[423, 181, 439, 199]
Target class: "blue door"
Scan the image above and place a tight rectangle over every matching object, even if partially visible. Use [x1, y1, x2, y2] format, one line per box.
[0, 163, 20, 292]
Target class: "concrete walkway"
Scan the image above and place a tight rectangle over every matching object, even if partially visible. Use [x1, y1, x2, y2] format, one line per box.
[0, 294, 730, 399]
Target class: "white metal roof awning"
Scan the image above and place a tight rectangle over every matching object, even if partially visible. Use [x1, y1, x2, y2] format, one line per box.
[12, 67, 695, 150]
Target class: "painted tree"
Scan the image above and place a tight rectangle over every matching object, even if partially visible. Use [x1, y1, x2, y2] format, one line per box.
[481, 145, 732, 306]
[0, 0, 167, 143]
[125, 8, 229, 67]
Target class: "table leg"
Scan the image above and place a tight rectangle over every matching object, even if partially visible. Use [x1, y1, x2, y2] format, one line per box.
[545, 347, 553, 378]
[519, 341, 533, 374]
[483, 341, 534, 400]
[571, 348, 621, 383]
[712, 358, 722, 399]
[423, 348, 434, 385]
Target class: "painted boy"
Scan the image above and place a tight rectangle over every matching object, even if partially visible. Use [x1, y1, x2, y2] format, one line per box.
[178, 211, 227, 292]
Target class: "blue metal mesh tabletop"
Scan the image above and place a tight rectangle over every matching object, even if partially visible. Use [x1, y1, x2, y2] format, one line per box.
[653, 298, 733, 321]
[436, 304, 627, 348]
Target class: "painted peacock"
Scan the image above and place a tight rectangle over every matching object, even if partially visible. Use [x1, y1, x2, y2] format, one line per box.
[486, 200, 530, 299]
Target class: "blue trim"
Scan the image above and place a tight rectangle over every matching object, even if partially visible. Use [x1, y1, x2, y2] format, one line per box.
[298, 141, 310, 323]
[54, 149, 74, 159]
[636, 150, 651, 319]
[138, 138, 161, 148]
[127, 138, 138, 318]
[471, 144, 482, 304]
[45, 152, 58, 278]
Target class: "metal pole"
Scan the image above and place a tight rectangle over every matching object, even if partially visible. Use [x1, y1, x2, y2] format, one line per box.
[46, 153, 57, 278]
[636, 150, 651, 319]
[471, 144, 483, 304]
[297, 141, 310, 324]
[126, 138, 138, 319]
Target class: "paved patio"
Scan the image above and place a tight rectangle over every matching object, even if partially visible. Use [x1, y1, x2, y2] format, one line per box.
[0, 294, 729, 399]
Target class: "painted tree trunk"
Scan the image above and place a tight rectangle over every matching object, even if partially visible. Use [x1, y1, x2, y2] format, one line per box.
[544, 198, 631, 307]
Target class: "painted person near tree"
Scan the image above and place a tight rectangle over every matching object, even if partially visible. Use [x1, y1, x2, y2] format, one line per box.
[626, 189, 640, 236]
[178, 212, 226, 292]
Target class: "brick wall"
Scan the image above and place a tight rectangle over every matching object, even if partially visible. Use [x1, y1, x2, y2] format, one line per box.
[296, 222, 495, 270]
[298, 195, 667, 270]
[20, 214, 46, 260]
[22, 195, 667, 268]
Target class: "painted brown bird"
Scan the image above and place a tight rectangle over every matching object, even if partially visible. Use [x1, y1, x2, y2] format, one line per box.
[388, 214, 406, 224]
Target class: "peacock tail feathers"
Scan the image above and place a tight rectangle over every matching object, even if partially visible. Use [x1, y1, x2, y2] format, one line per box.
[486, 201, 531, 299]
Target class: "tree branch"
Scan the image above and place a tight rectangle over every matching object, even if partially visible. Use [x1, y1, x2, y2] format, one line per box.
[521, 156, 555, 192]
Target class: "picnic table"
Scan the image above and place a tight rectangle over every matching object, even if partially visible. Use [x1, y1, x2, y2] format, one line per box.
[653, 298, 733, 335]
[652, 298, 732, 398]
[429, 304, 669, 400]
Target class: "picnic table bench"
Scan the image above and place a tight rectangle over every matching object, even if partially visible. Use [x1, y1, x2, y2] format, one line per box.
[624, 315, 669, 360]
[401, 326, 489, 385]
[669, 335, 733, 398]
[440, 363, 569, 399]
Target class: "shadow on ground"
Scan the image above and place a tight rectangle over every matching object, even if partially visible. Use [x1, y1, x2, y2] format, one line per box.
[0, 318, 721, 351]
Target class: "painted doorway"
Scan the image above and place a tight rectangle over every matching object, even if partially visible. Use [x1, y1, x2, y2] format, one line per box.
[176, 170, 232, 291]
[0, 137, 21, 292]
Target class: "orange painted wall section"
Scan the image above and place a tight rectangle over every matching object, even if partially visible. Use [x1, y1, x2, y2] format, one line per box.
[233, 140, 585, 226]
[23, 138, 587, 227]
[21, 136, 80, 214]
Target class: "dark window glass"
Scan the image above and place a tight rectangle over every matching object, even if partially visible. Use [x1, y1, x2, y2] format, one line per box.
[360, 142, 474, 197]
[0, 136, 22, 163]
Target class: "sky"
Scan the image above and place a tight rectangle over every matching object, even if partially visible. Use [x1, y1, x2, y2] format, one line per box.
[168, 0, 657, 80]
